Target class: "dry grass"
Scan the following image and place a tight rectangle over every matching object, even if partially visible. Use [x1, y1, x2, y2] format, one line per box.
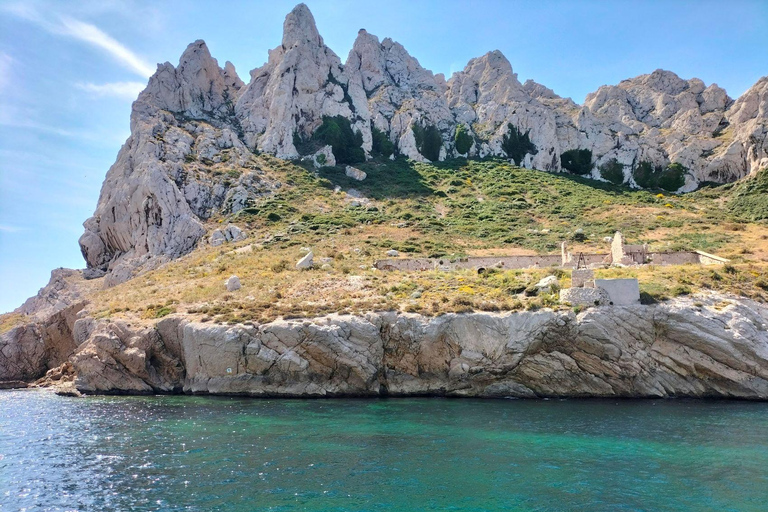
[7, 157, 768, 326]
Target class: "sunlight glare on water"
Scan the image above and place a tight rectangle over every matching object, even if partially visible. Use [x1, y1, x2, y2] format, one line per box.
[1, 390, 767, 511]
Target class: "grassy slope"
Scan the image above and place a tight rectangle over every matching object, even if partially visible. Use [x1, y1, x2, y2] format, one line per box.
[4, 157, 768, 329]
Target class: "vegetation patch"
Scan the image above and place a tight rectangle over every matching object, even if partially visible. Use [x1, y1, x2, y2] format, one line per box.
[501, 124, 537, 164]
[296, 116, 365, 165]
[632, 161, 687, 191]
[560, 149, 593, 175]
[454, 124, 474, 155]
[371, 127, 395, 159]
[728, 168, 768, 221]
[412, 124, 443, 161]
[599, 159, 625, 185]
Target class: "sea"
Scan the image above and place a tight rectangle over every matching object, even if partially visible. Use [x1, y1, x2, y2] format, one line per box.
[2, 389, 767, 511]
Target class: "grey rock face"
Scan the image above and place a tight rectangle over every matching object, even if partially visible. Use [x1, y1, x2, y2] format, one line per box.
[1, 302, 84, 382]
[71, 317, 185, 394]
[78, 3, 768, 283]
[19, 294, 763, 399]
[235, 3, 352, 158]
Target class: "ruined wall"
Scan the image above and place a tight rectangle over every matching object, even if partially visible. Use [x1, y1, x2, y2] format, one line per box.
[696, 251, 730, 265]
[375, 255, 564, 272]
[647, 252, 701, 265]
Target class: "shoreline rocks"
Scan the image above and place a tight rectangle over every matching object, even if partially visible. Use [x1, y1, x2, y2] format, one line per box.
[5, 293, 768, 400]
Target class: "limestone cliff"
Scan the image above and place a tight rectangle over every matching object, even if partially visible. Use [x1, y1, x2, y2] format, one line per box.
[4, 293, 766, 399]
[72, 3, 768, 282]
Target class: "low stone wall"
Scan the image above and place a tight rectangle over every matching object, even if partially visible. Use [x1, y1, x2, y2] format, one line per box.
[560, 287, 610, 306]
[594, 279, 641, 305]
[375, 250, 724, 272]
[563, 253, 610, 268]
[375, 255, 563, 272]
[647, 251, 701, 265]
[696, 250, 730, 265]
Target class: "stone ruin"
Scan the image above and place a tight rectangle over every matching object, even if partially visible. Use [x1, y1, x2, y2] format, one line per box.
[560, 267, 641, 307]
[375, 231, 728, 272]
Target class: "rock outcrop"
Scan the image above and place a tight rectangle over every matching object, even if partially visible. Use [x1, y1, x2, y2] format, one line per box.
[8, 293, 761, 399]
[76, 2, 768, 283]
[1, 301, 84, 382]
[234, 3, 352, 157]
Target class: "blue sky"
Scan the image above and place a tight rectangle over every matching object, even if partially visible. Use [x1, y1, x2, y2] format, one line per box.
[1, 0, 767, 313]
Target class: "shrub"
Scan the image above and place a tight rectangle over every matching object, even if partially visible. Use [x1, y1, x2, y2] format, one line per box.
[633, 161, 687, 191]
[633, 161, 660, 188]
[501, 124, 537, 164]
[599, 158, 625, 185]
[310, 116, 365, 165]
[560, 149, 593, 175]
[412, 123, 443, 161]
[727, 168, 768, 221]
[454, 124, 474, 155]
[371, 127, 395, 159]
[658, 163, 687, 191]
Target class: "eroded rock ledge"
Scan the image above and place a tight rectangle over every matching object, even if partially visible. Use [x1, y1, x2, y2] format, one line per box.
[6, 293, 767, 399]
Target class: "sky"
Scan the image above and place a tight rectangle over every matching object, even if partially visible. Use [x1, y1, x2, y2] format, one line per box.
[0, 0, 767, 313]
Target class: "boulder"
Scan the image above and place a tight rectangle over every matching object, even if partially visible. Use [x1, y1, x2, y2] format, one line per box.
[313, 145, 335, 168]
[210, 225, 246, 247]
[296, 251, 314, 269]
[345, 165, 367, 181]
[209, 230, 227, 246]
[225, 275, 241, 291]
[535, 275, 559, 292]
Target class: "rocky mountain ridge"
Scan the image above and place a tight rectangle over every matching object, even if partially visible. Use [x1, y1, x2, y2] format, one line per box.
[75, 3, 768, 283]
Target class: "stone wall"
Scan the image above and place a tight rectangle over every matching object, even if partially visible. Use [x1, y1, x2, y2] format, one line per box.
[696, 250, 730, 265]
[647, 252, 701, 265]
[560, 287, 610, 306]
[594, 279, 641, 305]
[375, 255, 563, 272]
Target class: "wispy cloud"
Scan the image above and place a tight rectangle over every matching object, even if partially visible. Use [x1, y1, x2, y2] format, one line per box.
[75, 81, 145, 99]
[3, 3, 154, 77]
[0, 224, 24, 233]
[58, 17, 155, 77]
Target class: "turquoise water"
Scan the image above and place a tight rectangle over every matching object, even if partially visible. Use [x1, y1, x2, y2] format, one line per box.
[2, 391, 768, 511]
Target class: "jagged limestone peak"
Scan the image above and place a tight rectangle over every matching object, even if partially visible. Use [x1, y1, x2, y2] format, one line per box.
[282, 3, 322, 48]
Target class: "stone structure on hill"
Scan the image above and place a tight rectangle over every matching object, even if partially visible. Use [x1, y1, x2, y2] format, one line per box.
[375, 231, 728, 272]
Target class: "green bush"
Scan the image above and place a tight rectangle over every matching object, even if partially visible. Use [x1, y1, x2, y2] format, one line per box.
[632, 161, 661, 188]
[657, 163, 687, 192]
[501, 124, 537, 164]
[310, 116, 365, 165]
[412, 124, 443, 161]
[560, 149, 593, 175]
[454, 124, 474, 155]
[728, 168, 768, 221]
[632, 161, 687, 191]
[599, 158, 625, 185]
[371, 126, 394, 159]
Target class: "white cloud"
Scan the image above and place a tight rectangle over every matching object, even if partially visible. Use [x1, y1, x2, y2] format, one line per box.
[58, 17, 155, 77]
[75, 81, 145, 99]
[3, 3, 154, 78]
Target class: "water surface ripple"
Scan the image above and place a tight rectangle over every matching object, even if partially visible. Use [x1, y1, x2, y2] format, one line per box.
[2, 390, 767, 511]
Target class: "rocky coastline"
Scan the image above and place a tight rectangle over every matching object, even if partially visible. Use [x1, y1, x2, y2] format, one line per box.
[3, 288, 768, 400]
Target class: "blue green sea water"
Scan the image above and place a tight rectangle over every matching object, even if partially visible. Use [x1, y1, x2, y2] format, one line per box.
[2, 390, 768, 511]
